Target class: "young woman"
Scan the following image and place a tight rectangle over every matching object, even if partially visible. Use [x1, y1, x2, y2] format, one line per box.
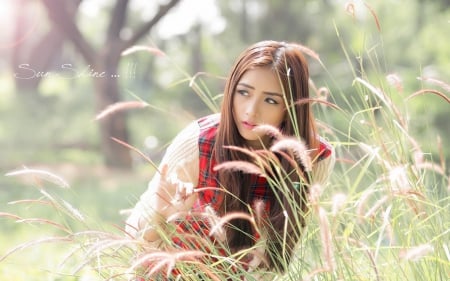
[126, 40, 335, 278]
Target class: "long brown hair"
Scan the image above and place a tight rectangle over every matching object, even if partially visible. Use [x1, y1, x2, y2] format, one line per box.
[214, 40, 319, 271]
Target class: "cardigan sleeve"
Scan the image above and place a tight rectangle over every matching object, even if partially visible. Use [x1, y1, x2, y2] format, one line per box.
[125, 121, 200, 238]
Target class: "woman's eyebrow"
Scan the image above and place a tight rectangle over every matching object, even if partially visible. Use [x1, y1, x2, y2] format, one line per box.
[237, 82, 283, 97]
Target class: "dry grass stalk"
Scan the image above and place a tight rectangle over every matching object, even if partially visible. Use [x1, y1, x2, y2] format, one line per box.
[294, 44, 322, 65]
[15, 218, 71, 234]
[302, 267, 331, 281]
[95, 101, 149, 121]
[417, 76, 450, 93]
[364, 2, 381, 32]
[5, 167, 70, 188]
[110, 137, 160, 173]
[295, 98, 342, 112]
[345, 2, 381, 32]
[0, 212, 22, 220]
[309, 78, 330, 101]
[346, 237, 380, 281]
[0, 236, 72, 263]
[209, 212, 257, 238]
[188, 71, 227, 88]
[8, 199, 53, 207]
[407, 89, 450, 104]
[121, 45, 165, 57]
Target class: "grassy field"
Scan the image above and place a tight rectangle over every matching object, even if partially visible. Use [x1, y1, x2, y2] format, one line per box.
[1, 76, 449, 280]
[0, 164, 150, 280]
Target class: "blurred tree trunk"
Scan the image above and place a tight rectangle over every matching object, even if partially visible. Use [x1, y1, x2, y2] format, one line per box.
[39, 0, 181, 169]
[191, 24, 204, 74]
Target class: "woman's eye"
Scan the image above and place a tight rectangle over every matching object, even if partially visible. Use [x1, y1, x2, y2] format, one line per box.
[266, 98, 279, 105]
[237, 89, 248, 96]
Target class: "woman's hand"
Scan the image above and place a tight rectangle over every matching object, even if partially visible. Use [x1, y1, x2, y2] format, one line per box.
[155, 164, 195, 217]
[127, 163, 197, 242]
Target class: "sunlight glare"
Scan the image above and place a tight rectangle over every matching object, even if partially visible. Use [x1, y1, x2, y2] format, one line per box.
[156, 0, 225, 39]
[0, 0, 14, 42]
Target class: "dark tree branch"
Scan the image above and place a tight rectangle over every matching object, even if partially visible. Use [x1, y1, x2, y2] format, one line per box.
[40, 0, 96, 63]
[107, 0, 130, 44]
[124, 0, 181, 49]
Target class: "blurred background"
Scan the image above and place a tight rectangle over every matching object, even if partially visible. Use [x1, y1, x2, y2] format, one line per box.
[0, 0, 449, 278]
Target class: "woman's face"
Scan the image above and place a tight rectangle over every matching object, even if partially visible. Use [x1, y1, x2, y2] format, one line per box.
[232, 67, 286, 149]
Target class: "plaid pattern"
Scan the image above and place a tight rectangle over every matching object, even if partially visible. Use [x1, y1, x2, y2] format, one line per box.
[195, 115, 272, 212]
[318, 137, 333, 161]
[195, 114, 223, 210]
[171, 114, 333, 268]
[194, 114, 333, 211]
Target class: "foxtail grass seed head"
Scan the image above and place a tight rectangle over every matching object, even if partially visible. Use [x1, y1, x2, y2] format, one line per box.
[318, 207, 334, 272]
[252, 124, 283, 140]
[413, 150, 424, 166]
[308, 183, 323, 207]
[95, 101, 149, 121]
[400, 244, 434, 262]
[213, 161, 265, 177]
[386, 73, 403, 93]
[121, 45, 166, 57]
[270, 137, 312, 172]
[204, 205, 226, 242]
[389, 165, 411, 193]
[331, 193, 347, 216]
[316, 87, 330, 101]
[298, 45, 322, 65]
[61, 200, 85, 222]
[414, 161, 446, 175]
[252, 199, 266, 228]
[364, 195, 388, 220]
[356, 189, 377, 222]
[345, 2, 355, 18]
[382, 206, 394, 246]
[418, 76, 450, 93]
[5, 167, 70, 188]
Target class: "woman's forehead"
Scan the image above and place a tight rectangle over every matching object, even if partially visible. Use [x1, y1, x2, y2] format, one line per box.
[238, 67, 283, 93]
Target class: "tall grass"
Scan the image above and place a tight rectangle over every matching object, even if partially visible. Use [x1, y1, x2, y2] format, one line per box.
[2, 12, 450, 281]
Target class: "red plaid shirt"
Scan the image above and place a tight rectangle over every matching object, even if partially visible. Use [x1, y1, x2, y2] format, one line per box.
[194, 114, 332, 211]
[163, 115, 333, 279]
[173, 115, 332, 244]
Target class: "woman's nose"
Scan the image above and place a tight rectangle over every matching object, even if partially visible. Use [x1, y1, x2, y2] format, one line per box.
[245, 99, 259, 118]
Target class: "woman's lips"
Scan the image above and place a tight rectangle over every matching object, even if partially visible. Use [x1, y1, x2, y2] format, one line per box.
[242, 121, 256, 130]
